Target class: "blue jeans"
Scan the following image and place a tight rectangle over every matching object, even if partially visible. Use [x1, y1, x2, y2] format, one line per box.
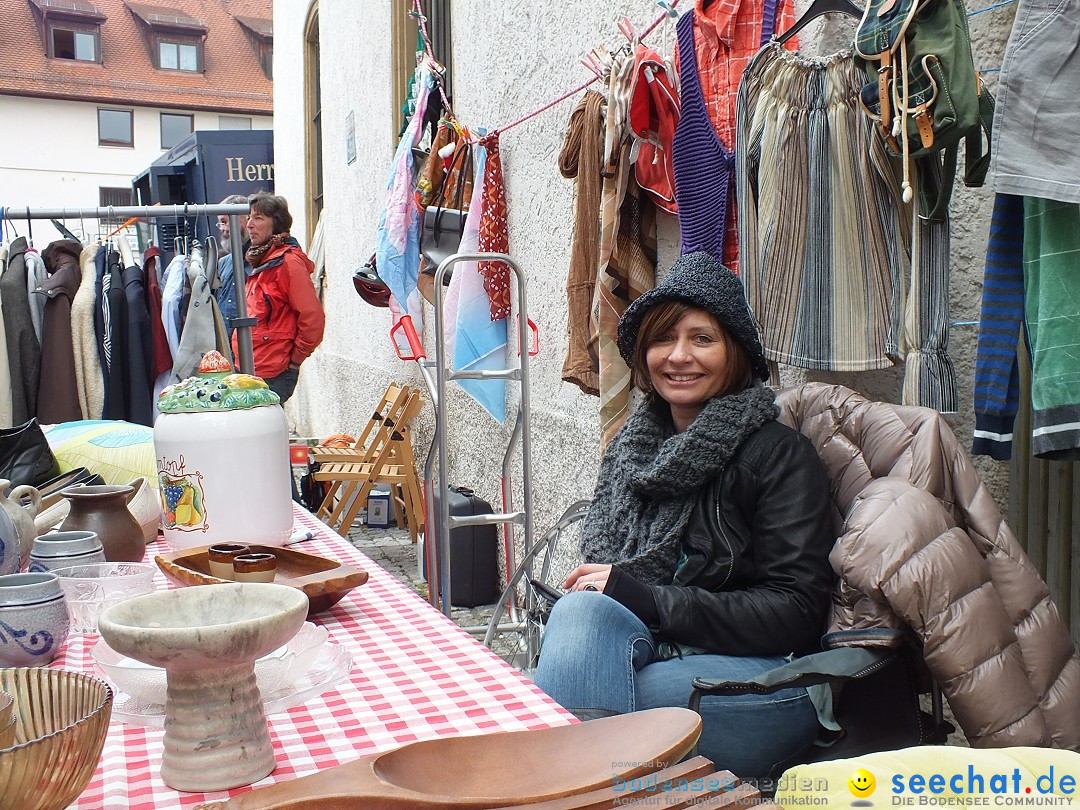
[533, 592, 820, 778]
[265, 366, 300, 405]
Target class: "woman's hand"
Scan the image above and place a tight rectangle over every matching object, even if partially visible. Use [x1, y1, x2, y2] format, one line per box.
[564, 564, 612, 594]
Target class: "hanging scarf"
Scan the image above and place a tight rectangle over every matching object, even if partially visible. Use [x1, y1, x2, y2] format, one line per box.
[476, 132, 511, 321]
[581, 382, 778, 585]
[246, 233, 291, 268]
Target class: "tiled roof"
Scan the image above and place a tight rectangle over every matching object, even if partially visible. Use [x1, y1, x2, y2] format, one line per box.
[0, 0, 272, 114]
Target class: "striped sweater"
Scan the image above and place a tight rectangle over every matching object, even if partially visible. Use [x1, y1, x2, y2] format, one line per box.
[972, 193, 1024, 460]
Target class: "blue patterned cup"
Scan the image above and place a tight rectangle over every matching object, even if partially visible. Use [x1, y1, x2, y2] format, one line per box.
[0, 572, 70, 667]
[29, 531, 106, 574]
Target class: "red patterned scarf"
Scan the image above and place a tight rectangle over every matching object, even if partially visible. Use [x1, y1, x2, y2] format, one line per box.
[477, 133, 511, 321]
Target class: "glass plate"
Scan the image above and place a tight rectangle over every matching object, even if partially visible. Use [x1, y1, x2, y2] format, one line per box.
[106, 640, 353, 728]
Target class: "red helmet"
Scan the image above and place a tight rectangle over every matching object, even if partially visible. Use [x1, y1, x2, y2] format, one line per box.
[353, 255, 391, 308]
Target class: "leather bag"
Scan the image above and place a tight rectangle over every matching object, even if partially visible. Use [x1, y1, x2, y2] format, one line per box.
[0, 419, 61, 488]
[421, 142, 473, 286]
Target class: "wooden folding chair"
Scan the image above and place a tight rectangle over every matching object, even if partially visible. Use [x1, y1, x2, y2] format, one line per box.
[312, 383, 416, 521]
[313, 388, 425, 542]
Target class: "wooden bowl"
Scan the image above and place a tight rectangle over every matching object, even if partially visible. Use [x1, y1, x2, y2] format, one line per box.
[154, 544, 367, 615]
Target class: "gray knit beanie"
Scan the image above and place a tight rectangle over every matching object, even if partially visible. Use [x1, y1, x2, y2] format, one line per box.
[617, 251, 770, 381]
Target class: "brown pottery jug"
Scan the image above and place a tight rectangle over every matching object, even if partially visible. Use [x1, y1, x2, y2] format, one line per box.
[58, 485, 145, 562]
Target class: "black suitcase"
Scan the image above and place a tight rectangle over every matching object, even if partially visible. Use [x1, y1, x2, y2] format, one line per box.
[425, 486, 499, 607]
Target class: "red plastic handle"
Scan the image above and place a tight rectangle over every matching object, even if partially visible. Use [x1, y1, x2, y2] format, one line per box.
[524, 317, 539, 357]
[390, 315, 425, 361]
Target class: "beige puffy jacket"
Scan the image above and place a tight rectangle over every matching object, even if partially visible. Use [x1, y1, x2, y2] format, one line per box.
[776, 383, 1080, 750]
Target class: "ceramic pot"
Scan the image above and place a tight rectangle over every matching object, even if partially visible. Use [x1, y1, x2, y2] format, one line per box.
[0, 479, 42, 569]
[0, 508, 17, 576]
[125, 477, 161, 545]
[58, 485, 145, 563]
[233, 552, 277, 583]
[207, 544, 250, 580]
[154, 406, 292, 551]
[0, 572, 70, 667]
[28, 531, 106, 574]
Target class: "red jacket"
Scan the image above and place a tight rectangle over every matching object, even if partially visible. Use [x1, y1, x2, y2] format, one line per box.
[232, 241, 325, 379]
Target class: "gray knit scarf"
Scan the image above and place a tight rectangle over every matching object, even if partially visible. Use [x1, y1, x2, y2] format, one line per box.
[581, 382, 779, 585]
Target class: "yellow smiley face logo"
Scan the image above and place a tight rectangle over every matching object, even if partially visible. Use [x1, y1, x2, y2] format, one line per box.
[848, 769, 876, 798]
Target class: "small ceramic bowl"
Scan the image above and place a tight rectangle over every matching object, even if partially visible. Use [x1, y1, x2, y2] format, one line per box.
[206, 544, 250, 581]
[51, 563, 158, 634]
[233, 552, 277, 583]
[0, 572, 70, 667]
[28, 531, 106, 575]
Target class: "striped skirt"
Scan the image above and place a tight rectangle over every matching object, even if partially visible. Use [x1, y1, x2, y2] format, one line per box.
[736, 42, 956, 411]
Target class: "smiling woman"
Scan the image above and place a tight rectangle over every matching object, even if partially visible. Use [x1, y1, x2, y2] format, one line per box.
[636, 302, 750, 432]
[533, 251, 835, 780]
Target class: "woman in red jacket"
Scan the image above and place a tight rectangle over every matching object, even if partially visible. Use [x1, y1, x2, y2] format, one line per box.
[233, 194, 325, 404]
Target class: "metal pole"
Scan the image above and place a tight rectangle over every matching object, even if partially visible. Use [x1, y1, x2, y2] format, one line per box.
[11, 204, 250, 220]
[228, 214, 255, 374]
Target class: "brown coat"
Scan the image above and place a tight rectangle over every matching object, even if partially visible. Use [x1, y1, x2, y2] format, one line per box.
[776, 383, 1080, 750]
[36, 240, 83, 423]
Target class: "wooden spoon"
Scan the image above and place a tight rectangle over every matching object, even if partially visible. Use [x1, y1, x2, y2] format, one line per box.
[197, 707, 702, 810]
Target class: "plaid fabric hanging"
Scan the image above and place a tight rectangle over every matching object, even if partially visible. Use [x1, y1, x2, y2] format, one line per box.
[477, 132, 511, 321]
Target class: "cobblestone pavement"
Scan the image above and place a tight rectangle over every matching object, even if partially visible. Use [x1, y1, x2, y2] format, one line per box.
[342, 523, 501, 644]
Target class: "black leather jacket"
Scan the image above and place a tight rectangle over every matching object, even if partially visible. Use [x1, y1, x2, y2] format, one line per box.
[605, 420, 835, 657]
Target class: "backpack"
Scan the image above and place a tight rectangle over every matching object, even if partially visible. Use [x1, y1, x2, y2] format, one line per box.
[299, 461, 326, 512]
[854, 0, 994, 221]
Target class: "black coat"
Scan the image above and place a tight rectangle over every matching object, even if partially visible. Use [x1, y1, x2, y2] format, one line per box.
[606, 420, 836, 657]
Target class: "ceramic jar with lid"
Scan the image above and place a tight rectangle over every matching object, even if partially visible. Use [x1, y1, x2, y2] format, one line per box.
[154, 353, 292, 551]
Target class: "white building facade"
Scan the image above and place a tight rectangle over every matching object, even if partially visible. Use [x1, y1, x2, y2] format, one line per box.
[0, 95, 271, 243]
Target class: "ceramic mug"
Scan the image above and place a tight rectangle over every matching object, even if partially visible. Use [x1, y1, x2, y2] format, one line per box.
[28, 531, 106, 574]
[207, 544, 250, 580]
[232, 553, 277, 583]
[0, 572, 70, 667]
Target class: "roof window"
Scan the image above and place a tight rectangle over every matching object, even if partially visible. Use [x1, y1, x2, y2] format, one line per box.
[125, 2, 207, 72]
[234, 15, 273, 80]
[29, 0, 106, 63]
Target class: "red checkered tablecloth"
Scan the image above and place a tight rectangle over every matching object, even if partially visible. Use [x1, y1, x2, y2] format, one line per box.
[53, 505, 574, 808]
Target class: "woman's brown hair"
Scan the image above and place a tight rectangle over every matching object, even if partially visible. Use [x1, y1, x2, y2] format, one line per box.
[248, 193, 293, 234]
[631, 301, 754, 400]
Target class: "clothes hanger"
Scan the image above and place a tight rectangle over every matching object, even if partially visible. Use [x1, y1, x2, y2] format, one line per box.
[25, 208, 36, 251]
[775, 0, 864, 45]
[117, 224, 135, 268]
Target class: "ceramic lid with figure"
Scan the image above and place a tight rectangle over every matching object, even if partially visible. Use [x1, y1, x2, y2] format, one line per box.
[157, 351, 281, 413]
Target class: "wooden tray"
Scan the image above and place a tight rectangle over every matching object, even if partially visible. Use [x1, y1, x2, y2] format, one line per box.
[155, 544, 368, 615]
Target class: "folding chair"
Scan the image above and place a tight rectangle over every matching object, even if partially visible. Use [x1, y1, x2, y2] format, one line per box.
[311, 383, 415, 520]
[312, 387, 425, 541]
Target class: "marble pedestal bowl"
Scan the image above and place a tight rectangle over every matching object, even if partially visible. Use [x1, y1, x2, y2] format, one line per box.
[97, 583, 308, 792]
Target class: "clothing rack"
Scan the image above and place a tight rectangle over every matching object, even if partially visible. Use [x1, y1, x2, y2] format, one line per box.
[6, 203, 255, 374]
